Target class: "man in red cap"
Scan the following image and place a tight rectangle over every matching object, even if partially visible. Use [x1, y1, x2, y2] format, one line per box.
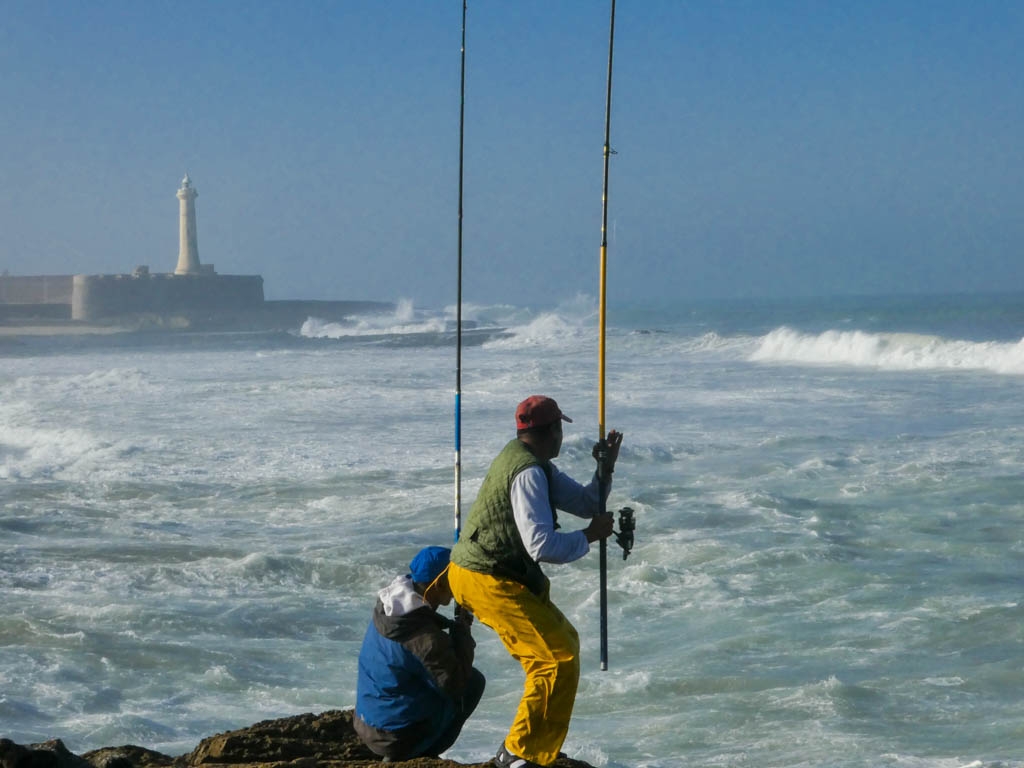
[449, 395, 623, 768]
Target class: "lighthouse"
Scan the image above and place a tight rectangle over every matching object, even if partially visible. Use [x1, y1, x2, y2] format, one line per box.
[174, 174, 200, 275]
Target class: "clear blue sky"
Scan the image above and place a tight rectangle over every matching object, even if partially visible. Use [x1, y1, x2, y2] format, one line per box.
[2, 1, 1023, 307]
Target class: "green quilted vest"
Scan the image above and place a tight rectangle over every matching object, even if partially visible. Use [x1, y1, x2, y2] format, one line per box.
[452, 438, 553, 595]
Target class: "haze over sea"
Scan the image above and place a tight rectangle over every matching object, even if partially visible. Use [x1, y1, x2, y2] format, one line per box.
[3, 293, 1024, 768]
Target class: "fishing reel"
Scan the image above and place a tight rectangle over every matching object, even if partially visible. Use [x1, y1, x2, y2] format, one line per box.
[614, 507, 635, 561]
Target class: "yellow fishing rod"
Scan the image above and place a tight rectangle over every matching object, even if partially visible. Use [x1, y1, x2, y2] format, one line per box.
[597, 0, 617, 672]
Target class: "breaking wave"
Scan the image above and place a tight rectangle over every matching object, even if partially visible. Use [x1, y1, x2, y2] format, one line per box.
[296, 298, 1024, 375]
[297, 295, 597, 350]
[751, 327, 1024, 374]
[480, 293, 597, 350]
[298, 299, 446, 339]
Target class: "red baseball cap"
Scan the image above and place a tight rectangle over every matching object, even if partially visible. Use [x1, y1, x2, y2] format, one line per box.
[515, 395, 572, 430]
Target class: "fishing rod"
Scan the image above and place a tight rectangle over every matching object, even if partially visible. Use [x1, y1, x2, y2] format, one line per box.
[596, 0, 616, 672]
[454, 0, 467, 545]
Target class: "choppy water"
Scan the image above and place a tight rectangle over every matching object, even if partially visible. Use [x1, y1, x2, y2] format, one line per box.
[3, 294, 1024, 768]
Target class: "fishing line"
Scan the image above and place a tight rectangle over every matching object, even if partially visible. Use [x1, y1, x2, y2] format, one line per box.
[455, 0, 467, 544]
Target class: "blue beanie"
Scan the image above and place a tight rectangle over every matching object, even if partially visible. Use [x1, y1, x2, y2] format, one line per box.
[409, 546, 451, 585]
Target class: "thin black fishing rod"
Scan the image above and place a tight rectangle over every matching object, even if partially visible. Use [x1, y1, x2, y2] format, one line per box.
[454, 0, 467, 544]
[597, 0, 616, 672]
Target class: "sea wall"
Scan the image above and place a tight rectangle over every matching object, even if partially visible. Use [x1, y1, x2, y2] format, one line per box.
[0, 275, 74, 305]
[71, 273, 264, 320]
[0, 275, 75, 320]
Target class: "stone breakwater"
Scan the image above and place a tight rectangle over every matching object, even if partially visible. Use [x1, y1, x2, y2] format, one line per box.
[0, 710, 599, 768]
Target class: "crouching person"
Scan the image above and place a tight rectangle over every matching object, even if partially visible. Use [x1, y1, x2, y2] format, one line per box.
[354, 546, 486, 761]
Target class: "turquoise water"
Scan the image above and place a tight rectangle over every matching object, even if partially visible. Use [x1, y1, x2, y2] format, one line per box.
[2, 294, 1024, 767]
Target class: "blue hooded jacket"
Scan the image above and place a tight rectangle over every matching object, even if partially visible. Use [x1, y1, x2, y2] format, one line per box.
[354, 575, 475, 756]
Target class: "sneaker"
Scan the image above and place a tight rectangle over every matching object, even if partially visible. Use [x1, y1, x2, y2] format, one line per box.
[493, 742, 543, 768]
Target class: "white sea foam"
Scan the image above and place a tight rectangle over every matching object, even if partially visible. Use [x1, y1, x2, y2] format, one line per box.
[5, 296, 1024, 766]
[0, 423, 142, 481]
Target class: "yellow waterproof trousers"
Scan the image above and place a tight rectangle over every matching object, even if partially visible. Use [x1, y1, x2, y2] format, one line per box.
[447, 562, 580, 766]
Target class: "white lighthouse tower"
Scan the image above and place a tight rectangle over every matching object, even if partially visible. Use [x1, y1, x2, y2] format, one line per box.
[174, 174, 201, 275]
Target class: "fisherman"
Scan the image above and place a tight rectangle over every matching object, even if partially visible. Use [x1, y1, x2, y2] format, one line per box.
[353, 546, 485, 762]
[448, 395, 622, 768]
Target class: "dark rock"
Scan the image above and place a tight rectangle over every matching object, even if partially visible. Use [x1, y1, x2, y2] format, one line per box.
[3, 711, 601, 768]
[1, 739, 91, 768]
[186, 711, 376, 765]
[82, 746, 177, 768]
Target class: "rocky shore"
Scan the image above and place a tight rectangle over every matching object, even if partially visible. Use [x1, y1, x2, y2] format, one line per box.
[0, 710, 598, 768]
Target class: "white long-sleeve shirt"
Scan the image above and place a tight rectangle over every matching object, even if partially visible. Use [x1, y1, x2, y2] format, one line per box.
[510, 463, 611, 565]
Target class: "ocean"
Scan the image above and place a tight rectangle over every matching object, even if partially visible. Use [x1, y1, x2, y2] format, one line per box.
[2, 293, 1023, 768]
